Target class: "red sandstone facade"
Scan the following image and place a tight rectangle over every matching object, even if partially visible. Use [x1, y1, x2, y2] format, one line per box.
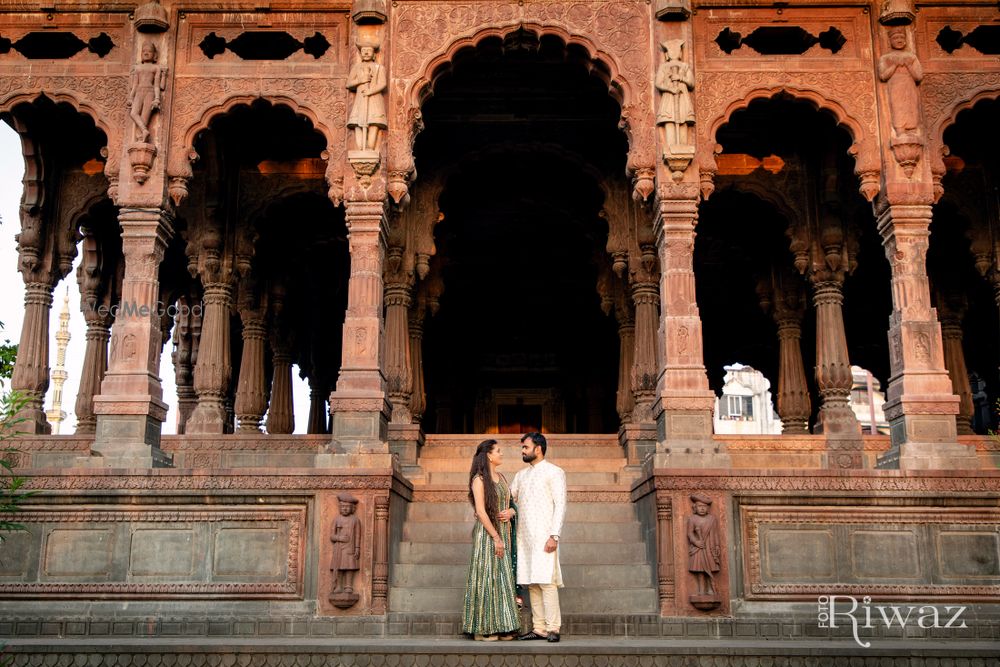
[1, 0, 999, 651]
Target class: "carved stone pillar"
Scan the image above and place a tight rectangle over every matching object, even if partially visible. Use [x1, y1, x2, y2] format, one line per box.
[616, 312, 636, 426]
[11, 283, 55, 434]
[875, 203, 974, 469]
[308, 380, 329, 434]
[92, 209, 173, 466]
[810, 275, 863, 467]
[408, 303, 427, 423]
[622, 278, 658, 464]
[652, 192, 724, 467]
[185, 281, 233, 434]
[325, 200, 391, 460]
[234, 286, 268, 433]
[372, 495, 390, 614]
[937, 293, 974, 435]
[767, 275, 811, 434]
[384, 280, 413, 423]
[655, 492, 675, 616]
[266, 344, 294, 434]
[75, 315, 112, 435]
[173, 296, 200, 435]
[74, 228, 115, 435]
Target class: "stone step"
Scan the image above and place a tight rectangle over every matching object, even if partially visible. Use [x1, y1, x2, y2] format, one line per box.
[405, 502, 637, 523]
[396, 540, 648, 565]
[425, 470, 621, 487]
[389, 586, 658, 613]
[419, 444, 625, 460]
[418, 458, 627, 472]
[401, 520, 642, 543]
[392, 563, 653, 588]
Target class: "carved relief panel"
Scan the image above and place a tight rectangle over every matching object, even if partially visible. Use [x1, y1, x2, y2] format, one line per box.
[693, 7, 880, 192]
[389, 0, 656, 193]
[916, 8, 1000, 185]
[0, 12, 131, 186]
[167, 11, 351, 206]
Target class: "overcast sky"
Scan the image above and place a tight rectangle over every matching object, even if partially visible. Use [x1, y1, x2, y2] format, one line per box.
[0, 121, 314, 435]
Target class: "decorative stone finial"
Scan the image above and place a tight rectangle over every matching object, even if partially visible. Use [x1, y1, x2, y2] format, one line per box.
[133, 0, 169, 33]
[655, 0, 692, 20]
[352, 0, 387, 25]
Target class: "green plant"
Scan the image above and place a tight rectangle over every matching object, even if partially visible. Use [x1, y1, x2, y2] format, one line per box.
[0, 390, 33, 542]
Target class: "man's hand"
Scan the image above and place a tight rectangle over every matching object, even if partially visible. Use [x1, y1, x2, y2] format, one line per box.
[497, 509, 515, 522]
[544, 537, 558, 553]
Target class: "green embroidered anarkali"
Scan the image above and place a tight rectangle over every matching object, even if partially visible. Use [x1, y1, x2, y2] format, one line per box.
[461, 476, 520, 637]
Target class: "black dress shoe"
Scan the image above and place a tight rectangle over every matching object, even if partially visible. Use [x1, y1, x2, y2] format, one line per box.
[547, 632, 560, 643]
[517, 631, 547, 640]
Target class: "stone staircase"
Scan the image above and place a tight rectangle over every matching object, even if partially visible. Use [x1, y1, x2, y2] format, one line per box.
[390, 434, 658, 618]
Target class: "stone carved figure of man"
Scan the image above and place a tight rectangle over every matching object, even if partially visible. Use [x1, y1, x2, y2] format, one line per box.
[346, 39, 388, 152]
[127, 41, 168, 144]
[878, 26, 923, 139]
[655, 39, 695, 148]
[687, 493, 720, 596]
[330, 493, 361, 594]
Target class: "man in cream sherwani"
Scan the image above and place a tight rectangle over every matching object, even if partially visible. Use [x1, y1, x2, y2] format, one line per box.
[509, 432, 567, 642]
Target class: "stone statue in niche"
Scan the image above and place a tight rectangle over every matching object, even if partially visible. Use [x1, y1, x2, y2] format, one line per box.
[346, 38, 388, 152]
[687, 493, 721, 611]
[655, 40, 696, 180]
[330, 492, 362, 609]
[128, 41, 167, 143]
[878, 26, 924, 177]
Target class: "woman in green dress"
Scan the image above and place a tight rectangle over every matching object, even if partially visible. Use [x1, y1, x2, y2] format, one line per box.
[462, 439, 520, 641]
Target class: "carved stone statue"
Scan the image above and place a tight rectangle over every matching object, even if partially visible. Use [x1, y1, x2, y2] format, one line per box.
[878, 27, 924, 175]
[656, 40, 695, 147]
[330, 492, 362, 608]
[655, 40, 696, 178]
[346, 39, 388, 152]
[127, 41, 167, 144]
[687, 493, 721, 610]
[879, 27, 922, 139]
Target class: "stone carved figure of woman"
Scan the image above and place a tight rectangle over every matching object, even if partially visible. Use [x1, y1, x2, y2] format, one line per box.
[878, 26, 923, 140]
[330, 493, 361, 596]
[127, 41, 168, 144]
[346, 39, 388, 152]
[655, 39, 696, 149]
[687, 493, 720, 596]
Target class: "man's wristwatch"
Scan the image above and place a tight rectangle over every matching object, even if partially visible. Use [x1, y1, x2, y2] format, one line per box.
[551, 535, 559, 542]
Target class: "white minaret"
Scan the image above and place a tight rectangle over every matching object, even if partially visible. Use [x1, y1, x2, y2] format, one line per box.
[46, 287, 72, 434]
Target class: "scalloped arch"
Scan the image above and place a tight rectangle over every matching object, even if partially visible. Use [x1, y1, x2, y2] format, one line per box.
[706, 87, 870, 171]
[180, 94, 333, 160]
[936, 88, 1000, 149]
[407, 24, 629, 113]
[0, 90, 112, 144]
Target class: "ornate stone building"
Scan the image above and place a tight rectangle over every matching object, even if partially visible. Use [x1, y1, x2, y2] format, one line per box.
[1, 0, 998, 662]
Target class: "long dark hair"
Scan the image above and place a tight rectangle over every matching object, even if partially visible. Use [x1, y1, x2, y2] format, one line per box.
[468, 439, 499, 524]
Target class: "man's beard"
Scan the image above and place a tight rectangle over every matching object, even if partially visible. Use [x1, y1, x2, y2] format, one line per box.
[522, 452, 538, 463]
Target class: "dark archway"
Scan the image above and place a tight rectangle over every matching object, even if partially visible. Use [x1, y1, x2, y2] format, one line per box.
[414, 29, 627, 434]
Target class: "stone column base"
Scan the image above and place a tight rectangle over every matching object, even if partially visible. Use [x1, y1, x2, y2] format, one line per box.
[388, 422, 424, 468]
[88, 409, 172, 468]
[619, 422, 657, 467]
[877, 441, 979, 470]
[653, 393, 728, 468]
[877, 398, 976, 469]
[92, 395, 169, 466]
[327, 394, 391, 456]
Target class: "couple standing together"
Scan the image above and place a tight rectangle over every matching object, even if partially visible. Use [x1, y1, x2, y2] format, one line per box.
[462, 433, 567, 642]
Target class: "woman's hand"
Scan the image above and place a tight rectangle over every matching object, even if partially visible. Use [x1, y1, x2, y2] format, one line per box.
[493, 535, 505, 558]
